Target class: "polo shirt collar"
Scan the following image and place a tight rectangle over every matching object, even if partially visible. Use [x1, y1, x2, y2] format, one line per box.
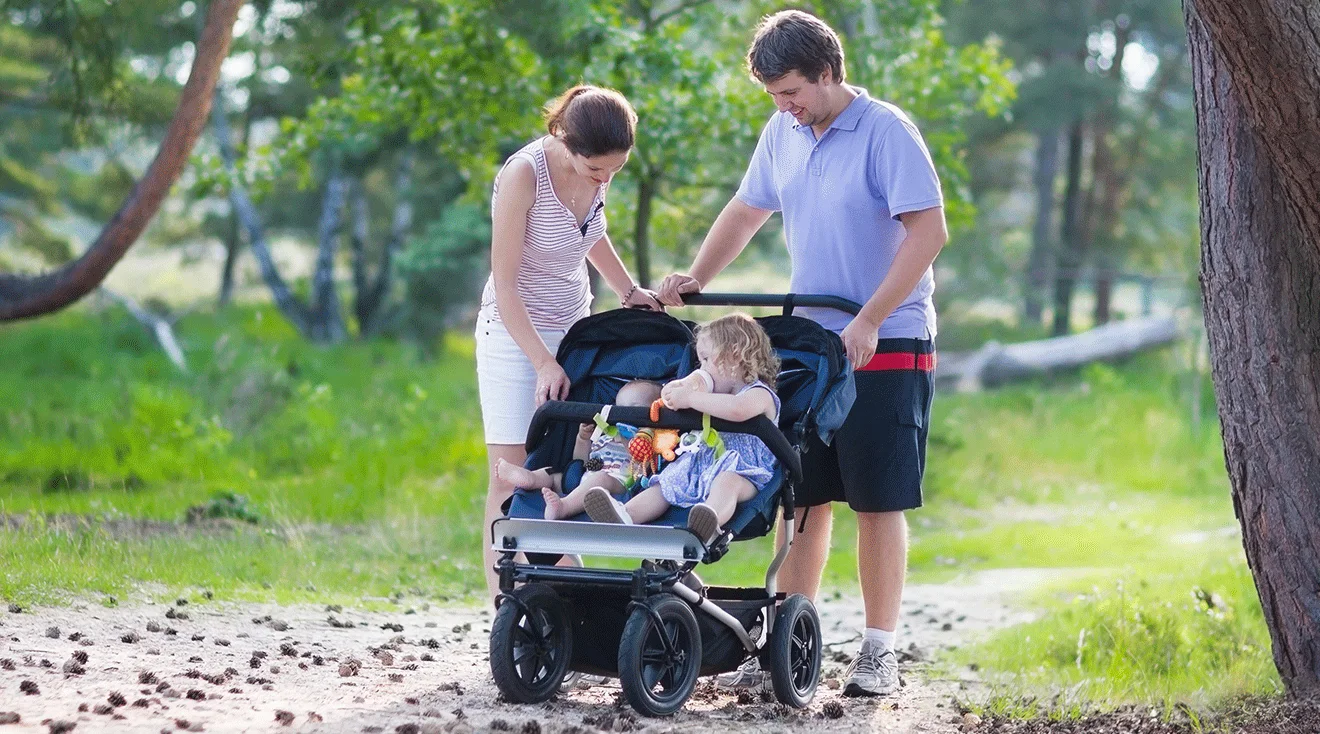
[792, 86, 870, 135]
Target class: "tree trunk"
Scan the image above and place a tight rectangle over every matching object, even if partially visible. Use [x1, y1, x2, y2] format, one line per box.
[1052, 121, 1086, 336]
[1186, 0, 1320, 697]
[633, 171, 657, 288]
[0, 0, 244, 321]
[308, 161, 349, 344]
[358, 146, 415, 337]
[349, 179, 371, 329]
[218, 212, 241, 307]
[211, 85, 310, 334]
[1024, 128, 1060, 326]
[1089, 20, 1130, 327]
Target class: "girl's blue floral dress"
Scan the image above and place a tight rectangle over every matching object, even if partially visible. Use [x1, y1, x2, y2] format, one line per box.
[656, 380, 781, 508]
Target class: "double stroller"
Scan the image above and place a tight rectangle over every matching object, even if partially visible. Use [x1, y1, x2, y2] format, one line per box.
[488, 294, 858, 717]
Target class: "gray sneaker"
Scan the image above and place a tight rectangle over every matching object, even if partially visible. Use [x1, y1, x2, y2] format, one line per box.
[842, 641, 898, 697]
[716, 656, 767, 691]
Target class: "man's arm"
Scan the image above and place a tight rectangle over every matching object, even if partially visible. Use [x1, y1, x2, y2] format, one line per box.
[839, 206, 948, 368]
[657, 198, 773, 307]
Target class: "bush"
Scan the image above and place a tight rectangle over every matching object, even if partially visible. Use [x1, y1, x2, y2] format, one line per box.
[396, 202, 490, 349]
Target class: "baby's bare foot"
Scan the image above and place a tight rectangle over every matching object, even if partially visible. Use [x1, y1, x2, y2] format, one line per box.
[542, 488, 565, 520]
[496, 458, 539, 488]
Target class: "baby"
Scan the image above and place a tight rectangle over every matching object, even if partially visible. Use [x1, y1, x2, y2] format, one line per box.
[495, 380, 662, 520]
[584, 313, 781, 543]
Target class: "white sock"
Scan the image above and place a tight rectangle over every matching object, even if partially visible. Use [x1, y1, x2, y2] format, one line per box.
[612, 497, 634, 525]
[864, 627, 895, 651]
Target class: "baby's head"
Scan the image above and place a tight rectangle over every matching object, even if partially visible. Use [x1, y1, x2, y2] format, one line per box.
[695, 313, 780, 388]
[615, 380, 662, 407]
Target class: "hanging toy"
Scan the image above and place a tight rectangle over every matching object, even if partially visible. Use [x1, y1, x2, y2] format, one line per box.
[627, 427, 658, 477]
[674, 430, 704, 456]
[701, 412, 726, 458]
[653, 429, 680, 463]
[650, 398, 665, 422]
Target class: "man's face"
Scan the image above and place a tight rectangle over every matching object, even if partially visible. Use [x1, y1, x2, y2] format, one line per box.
[762, 69, 833, 127]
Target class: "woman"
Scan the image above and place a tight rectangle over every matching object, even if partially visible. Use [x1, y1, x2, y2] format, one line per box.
[477, 85, 660, 598]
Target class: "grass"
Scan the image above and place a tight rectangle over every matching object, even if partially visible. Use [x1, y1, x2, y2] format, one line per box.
[0, 303, 1277, 708]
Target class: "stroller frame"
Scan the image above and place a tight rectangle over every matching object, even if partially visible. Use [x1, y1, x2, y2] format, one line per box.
[489, 293, 860, 717]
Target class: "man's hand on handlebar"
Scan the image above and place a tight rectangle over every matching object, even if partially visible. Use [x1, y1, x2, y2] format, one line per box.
[657, 273, 702, 308]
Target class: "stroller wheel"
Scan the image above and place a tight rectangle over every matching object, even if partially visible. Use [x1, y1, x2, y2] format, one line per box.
[490, 584, 574, 703]
[763, 594, 821, 707]
[618, 594, 702, 717]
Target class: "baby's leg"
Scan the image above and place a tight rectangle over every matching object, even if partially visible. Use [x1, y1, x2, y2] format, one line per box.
[497, 458, 559, 491]
[622, 486, 674, 525]
[544, 471, 623, 520]
[702, 472, 759, 525]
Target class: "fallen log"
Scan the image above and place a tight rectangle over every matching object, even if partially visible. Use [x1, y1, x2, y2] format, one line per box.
[937, 316, 1180, 391]
[100, 288, 188, 372]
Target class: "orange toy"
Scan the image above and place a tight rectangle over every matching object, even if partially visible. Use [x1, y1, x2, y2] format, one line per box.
[653, 429, 680, 462]
[650, 398, 664, 422]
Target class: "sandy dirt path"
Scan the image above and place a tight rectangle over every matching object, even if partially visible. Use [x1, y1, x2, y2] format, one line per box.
[0, 570, 1051, 734]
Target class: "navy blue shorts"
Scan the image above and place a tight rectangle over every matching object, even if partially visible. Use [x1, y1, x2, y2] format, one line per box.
[798, 338, 935, 513]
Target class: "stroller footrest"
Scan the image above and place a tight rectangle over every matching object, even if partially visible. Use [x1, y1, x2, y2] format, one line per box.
[492, 518, 705, 562]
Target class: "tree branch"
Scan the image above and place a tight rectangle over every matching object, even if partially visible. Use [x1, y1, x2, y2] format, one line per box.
[0, 0, 245, 321]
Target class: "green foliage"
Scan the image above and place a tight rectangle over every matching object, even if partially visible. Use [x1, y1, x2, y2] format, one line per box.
[395, 201, 491, 347]
[184, 491, 262, 524]
[965, 563, 1279, 708]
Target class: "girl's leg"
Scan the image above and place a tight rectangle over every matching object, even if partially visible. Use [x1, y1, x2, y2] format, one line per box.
[545, 471, 623, 520]
[703, 472, 759, 525]
[496, 458, 560, 491]
[622, 486, 674, 525]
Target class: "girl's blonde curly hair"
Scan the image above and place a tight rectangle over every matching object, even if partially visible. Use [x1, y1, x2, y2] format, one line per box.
[695, 313, 780, 389]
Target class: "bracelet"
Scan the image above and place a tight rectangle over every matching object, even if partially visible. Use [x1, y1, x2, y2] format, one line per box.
[620, 284, 640, 307]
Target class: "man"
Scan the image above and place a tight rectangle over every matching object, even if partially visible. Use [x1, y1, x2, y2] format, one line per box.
[658, 9, 946, 697]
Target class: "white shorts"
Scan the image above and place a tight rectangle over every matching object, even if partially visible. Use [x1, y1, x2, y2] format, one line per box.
[475, 310, 569, 445]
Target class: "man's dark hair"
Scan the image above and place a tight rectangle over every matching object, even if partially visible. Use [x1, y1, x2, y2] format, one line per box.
[747, 10, 846, 84]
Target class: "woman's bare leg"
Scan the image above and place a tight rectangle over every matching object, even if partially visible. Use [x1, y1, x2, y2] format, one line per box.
[484, 443, 527, 601]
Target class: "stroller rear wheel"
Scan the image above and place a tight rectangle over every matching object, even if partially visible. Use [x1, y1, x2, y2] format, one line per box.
[618, 594, 702, 717]
[763, 593, 821, 707]
[490, 584, 574, 703]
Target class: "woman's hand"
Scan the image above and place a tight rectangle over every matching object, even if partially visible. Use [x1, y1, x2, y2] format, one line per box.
[535, 360, 571, 406]
[622, 285, 663, 311]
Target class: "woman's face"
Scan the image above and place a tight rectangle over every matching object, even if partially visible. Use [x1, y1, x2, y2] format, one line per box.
[566, 148, 630, 186]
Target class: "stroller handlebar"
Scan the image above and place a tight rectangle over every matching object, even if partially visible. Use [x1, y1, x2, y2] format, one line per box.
[680, 292, 862, 316]
[525, 401, 804, 492]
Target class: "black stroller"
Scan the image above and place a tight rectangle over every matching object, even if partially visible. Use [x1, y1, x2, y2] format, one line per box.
[488, 294, 858, 717]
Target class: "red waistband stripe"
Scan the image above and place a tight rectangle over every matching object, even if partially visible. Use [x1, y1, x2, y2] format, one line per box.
[858, 351, 937, 372]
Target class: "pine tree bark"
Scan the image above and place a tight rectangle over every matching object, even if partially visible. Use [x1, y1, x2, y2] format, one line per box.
[1052, 121, 1086, 336]
[0, 0, 244, 321]
[1186, 0, 1320, 696]
[1023, 129, 1059, 326]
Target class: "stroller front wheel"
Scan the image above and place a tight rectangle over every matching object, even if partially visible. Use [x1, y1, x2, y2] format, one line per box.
[618, 594, 702, 717]
[490, 584, 574, 703]
[763, 593, 821, 707]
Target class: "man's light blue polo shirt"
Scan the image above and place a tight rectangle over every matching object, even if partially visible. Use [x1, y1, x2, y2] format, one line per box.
[736, 87, 943, 339]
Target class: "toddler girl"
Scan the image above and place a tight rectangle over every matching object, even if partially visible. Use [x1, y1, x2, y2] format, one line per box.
[584, 313, 780, 543]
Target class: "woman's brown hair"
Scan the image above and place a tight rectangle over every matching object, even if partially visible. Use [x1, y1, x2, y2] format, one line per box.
[544, 85, 638, 157]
